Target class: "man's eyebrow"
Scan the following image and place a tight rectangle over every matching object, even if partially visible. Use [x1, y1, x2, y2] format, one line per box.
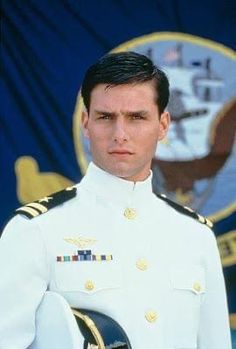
[125, 110, 148, 116]
[94, 110, 117, 116]
[94, 110, 149, 117]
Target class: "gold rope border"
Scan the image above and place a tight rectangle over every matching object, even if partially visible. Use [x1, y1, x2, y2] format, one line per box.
[230, 314, 236, 329]
[208, 202, 236, 223]
[112, 32, 236, 58]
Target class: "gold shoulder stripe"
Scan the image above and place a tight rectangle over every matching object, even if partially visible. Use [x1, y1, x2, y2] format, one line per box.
[15, 186, 77, 219]
[197, 214, 206, 224]
[157, 193, 213, 228]
[26, 202, 48, 213]
[16, 206, 39, 217]
[197, 214, 213, 228]
[205, 218, 213, 229]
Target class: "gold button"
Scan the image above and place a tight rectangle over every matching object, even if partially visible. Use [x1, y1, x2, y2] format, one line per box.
[124, 208, 136, 219]
[193, 282, 201, 293]
[136, 258, 148, 271]
[145, 310, 157, 323]
[85, 280, 94, 291]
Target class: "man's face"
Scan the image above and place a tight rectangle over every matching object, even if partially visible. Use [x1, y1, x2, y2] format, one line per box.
[82, 82, 170, 182]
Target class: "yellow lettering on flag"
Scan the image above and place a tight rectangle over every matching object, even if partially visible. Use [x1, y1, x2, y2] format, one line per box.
[217, 230, 236, 267]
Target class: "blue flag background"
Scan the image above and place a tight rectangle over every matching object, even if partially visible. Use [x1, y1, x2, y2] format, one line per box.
[1, 0, 236, 341]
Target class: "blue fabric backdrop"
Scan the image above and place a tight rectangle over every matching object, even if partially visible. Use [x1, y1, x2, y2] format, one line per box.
[1, 0, 236, 339]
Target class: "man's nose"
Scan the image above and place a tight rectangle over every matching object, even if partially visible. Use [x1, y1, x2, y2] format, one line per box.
[113, 119, 129, 143]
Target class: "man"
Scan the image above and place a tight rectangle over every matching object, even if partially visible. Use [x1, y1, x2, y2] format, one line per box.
[0, 52, 231, 348]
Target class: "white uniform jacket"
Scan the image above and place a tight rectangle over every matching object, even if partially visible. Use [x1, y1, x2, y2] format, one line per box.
[0, 162, 231, 349]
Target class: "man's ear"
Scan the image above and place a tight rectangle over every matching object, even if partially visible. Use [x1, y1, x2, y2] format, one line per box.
[158, 111, 170, 141]
[81, 110, 90, 138]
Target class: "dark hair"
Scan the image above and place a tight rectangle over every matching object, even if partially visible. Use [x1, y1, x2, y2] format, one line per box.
[81, 51, 169, 114]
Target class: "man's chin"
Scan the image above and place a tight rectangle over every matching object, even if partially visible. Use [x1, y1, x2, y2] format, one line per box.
[107, 167, 145, 182]
[105, 165, 134, 181]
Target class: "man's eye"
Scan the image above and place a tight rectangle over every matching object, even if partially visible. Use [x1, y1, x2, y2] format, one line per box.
[131, 115, 144, 120]
[99, 115, 111, 119]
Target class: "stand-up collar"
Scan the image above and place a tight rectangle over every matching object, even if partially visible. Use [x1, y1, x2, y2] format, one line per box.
[79, 162, 153, 203]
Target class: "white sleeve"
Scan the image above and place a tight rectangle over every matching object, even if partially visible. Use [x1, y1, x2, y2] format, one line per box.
[198, 227, 232, 349]
[0, 215, 50, 349]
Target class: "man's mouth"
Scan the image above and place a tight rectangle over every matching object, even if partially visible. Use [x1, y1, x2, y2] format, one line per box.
[108, 149, 133, 155]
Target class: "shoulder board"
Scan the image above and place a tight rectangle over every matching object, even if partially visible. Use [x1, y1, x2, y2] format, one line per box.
[15, 186, 77, 219]
[157, 193, 213, 229]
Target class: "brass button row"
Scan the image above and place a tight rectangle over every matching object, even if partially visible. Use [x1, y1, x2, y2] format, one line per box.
[84, 281, 202, 325]
[85, 278, 202, 294]
[84, 258, 148, 292]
